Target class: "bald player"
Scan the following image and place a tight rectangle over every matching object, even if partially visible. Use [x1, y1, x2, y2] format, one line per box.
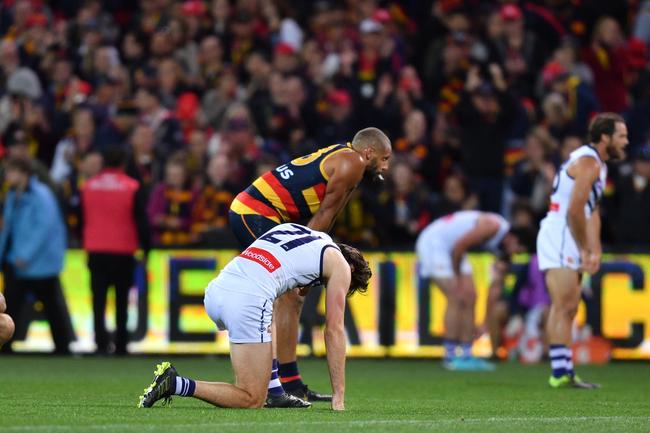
[228, 127, 392, 406]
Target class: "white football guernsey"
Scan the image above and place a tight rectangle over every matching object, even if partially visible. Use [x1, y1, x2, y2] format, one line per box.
[416, 211, 510, 279]
[216, 223, 338, 299]
[537, 145, 607, 270]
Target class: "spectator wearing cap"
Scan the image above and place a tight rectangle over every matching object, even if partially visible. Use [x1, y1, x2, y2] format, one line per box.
[0, 125, 55, 193]
[455, 63, 517, 213]
[0, 157, 72, 355]
[583, 16, 628, 113]
[228, 10, 270, 72]
[608, 146, 650, 246]
[492, 3, 548, 99]
[539, 60, 599, 138]
[81, 146, 150, 354]
[317, 88, 358, 146]
[95, 98, 139, 150]
[273, 42, 300, 74]
[147, 155, 197, 246]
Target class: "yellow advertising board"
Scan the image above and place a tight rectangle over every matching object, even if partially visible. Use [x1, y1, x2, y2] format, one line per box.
[9, 250, 650, 359]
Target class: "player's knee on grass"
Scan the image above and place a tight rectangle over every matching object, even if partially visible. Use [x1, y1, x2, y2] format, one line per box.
[0, 313, 15, 346]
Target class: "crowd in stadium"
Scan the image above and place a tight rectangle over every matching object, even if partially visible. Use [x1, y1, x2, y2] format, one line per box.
[1, 0, 649, 252]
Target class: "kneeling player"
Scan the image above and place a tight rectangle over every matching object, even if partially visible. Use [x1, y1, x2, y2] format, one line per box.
[138, 223, 371, 410]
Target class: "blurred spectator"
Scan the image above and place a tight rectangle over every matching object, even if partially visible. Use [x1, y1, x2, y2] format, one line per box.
[0, 158, 71, 354]
[559, 135, 584, 163]
[61, 150, 103, 246]
[50, 107, 97, 184]
[375, 160, 434, 247]
[610, 146, 650, 246]
[125, 124, 158, 190]
[1, 125, 55, 192]
[539, 60, 599, 138]
[492, 4, 548, 99]
[431, 172, 477, 219]
[510, 129, 557, 217]
[147, 155, 197, 246]
[81, 147, 150, 355]
[135, 86, 184, 162]
[191, 154, 239, 246]
[510, 200, 538, 230]
[582, 16, 628, 112]
[456, 64, 516, 213]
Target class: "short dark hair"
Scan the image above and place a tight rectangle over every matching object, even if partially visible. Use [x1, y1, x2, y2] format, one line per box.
[337, 243, 372, 297]
[5, 157, 32, 176]
[588, 112, 625, 144]
[103, 146, 126, 168]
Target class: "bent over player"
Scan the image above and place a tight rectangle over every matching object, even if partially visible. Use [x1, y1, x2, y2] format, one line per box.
[416, 211, 511, 371]
[537, 113, 627, 388]
[229, 127, 391, 405]
[138, 223, 371, 411]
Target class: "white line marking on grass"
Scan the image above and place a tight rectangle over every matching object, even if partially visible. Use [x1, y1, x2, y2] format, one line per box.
[3, 416, 650, 431]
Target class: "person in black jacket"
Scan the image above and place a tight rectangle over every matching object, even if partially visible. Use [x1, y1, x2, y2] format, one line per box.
[455, 63, 517, 213]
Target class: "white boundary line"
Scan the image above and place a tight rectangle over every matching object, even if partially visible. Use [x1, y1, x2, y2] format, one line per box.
[3, 416, 650, 431]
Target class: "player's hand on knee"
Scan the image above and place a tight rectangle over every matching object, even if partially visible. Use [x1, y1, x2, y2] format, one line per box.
[580, 249, 599, 274]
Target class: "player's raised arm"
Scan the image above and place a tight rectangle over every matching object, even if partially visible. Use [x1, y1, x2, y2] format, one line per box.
[451, 216, 500, 276]
[566, 157, 601, 274]
[322, 246, 352, 411]
[307, 153, 364, 232]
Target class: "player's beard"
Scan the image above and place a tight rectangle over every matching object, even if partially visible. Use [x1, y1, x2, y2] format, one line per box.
[606, 143, 625, 161]
[363, 160, 383, 182]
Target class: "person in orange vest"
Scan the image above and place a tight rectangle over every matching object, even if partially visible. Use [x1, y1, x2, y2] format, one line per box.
[81, 146, 150, 355]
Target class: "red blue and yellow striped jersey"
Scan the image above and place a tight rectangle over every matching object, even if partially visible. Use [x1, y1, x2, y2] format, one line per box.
[231, 143, 352, 223]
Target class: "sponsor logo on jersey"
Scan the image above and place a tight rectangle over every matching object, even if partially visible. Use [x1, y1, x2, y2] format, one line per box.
[239, 247, 281, 273]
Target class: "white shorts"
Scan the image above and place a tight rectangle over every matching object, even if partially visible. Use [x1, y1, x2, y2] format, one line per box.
[416, 241, 472, 279]
[537, 219, 580, 271]
[204, 279, 273, 344]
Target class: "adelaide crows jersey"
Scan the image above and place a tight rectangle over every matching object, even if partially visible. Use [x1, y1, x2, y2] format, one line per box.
[230, 143, 353, 223]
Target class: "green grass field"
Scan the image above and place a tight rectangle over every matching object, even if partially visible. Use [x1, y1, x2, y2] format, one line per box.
[1, 356, 649, 433]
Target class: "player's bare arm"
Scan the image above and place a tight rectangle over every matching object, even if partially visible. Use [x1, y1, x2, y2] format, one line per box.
[322, 246, 352, 411]
[0, 292, 6, 313]
[566, 157, 601, 273]
[451, 216, 500, 276]
[307, 152, 365, 232]
[586, 205, 602, 272]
